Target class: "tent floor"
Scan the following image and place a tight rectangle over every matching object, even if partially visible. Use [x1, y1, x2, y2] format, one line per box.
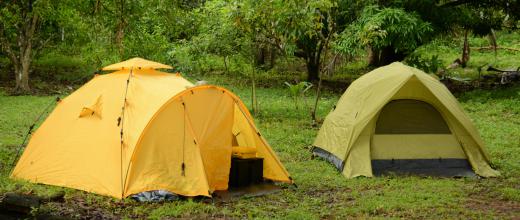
[372, 159, 476, 177]
[213, 182, 282, 201]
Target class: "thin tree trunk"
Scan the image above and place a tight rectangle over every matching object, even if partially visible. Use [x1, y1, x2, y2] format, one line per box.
[311, 76, 322, 123]
[269, 46, 276, 69]
[461, 29, 470, 67]
[223, 56, 228, 74]
[115, 0, 127, 56]
[488, 29, 497, 61]
[251, 66, 258, 115]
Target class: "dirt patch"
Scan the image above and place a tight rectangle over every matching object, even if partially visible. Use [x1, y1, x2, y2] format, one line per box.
[466, 193, 520, 219]
[42, 196, 120, 220]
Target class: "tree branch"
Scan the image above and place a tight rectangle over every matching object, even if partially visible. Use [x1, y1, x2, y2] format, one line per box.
[471, 46, 520, 52]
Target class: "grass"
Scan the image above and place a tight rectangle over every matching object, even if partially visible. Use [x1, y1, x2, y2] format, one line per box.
[0, 83, 519, 219]
[0, 32, 519, 219]
[412, 31, 520, 79]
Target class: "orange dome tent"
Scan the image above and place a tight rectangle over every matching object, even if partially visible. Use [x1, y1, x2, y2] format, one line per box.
[11, 58, 292, 198]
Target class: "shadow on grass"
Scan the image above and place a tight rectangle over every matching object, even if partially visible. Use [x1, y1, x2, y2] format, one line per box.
[457, 84, 520, 102]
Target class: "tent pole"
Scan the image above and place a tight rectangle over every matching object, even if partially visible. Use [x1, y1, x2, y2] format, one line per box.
[118, 67, 133, 198]
[181, 101, 186, 176]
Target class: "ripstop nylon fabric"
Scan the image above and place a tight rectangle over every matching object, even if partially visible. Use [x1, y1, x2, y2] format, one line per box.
[313, 62, 499, 178]
[12, 58, 291, 198]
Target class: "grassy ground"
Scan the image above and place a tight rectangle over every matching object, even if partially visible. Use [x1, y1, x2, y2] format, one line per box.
[0, 82, 519, 219]
[1, 32, 519, 219]
[412, 31, 520, 79]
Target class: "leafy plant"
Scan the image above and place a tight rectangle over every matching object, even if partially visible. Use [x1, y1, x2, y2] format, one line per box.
[334, 6, 433, 66]
[284, 81, 313, 110]
[405, 54, 443, 74]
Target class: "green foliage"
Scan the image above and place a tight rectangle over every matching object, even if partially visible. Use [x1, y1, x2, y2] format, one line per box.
[284, 81, 313, 110]
[412, 31, 520, 80]
[335, 6, 432, 55]
[32, 54, 94, 82]
[405, 54, 443, 74]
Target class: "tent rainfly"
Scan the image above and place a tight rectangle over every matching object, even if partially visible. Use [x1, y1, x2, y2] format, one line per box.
[313, 62, 499, 178]
[11, 58, 292, 198]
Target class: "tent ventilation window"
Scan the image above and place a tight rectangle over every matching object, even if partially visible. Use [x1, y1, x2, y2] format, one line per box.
[79, 95, 103, 118]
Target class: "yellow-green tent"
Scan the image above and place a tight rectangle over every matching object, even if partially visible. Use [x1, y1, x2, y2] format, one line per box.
[313, 62, 499, 178]
[11, 58, 291, 198]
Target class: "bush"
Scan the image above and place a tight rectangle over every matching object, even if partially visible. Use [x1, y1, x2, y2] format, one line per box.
[0, 57, 13, 83]
[32, 54, 95, 83]
[405, 54, 443, 74]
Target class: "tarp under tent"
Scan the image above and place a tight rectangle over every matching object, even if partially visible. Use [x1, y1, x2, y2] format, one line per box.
[313, 62, 499, 178]
[11, 57, 292, 199]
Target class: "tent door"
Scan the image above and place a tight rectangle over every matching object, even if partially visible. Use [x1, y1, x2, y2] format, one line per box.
[370, 99, 474, 177]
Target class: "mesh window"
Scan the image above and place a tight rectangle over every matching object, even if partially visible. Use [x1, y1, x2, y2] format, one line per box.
[375, 99, 451, 134]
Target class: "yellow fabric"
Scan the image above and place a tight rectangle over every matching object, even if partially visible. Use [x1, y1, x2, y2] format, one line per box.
[231, 103, 292, 182]
[79, 95, 103, 118]
[12, 59, 291, 198]
[371, 134, 467, 159]
[314, 62, 499, 178]
[232, 147, 257, 159]
[102, 57, 173, 70]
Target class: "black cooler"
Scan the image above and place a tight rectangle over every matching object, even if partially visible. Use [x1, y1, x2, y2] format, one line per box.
[229, 157, 264, 188]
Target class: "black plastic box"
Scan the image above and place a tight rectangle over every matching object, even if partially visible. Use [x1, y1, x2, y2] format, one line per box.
[229, 157, 264, 188]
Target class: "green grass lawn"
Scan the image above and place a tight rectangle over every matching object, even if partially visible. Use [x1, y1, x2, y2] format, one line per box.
[0, 82, 519, 219]
[1, 31, 519, 219]
[412, 31, 520, 79]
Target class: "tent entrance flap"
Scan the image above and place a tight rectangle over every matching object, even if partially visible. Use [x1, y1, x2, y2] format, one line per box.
[371, 99, 474, 176]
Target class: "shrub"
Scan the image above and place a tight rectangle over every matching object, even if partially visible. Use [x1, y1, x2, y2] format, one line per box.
[405, 54, 443, 74]
[32, 54, 95, 83]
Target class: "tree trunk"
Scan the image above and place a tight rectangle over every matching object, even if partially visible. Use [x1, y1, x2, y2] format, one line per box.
[488, 29, 497, 61]
[255, 46, 266, 68]
[251, 66, 258, 115]
[223, 56, 228, 74]
[269, 46, 276, 69]
[16, 40, 33, 92]
[461, 29, 470, 67]
[1, 9, 38, 94]
[367, 46, 380, 67]
[368, 46, 406, 67]
[16, 61, 31, 92]
[379, 46, 406, 66]
[115, 21, 126, 56]
[306, 57, 320, 82]
[115, 0, 127, 56]
[311, 76, 322, 123]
